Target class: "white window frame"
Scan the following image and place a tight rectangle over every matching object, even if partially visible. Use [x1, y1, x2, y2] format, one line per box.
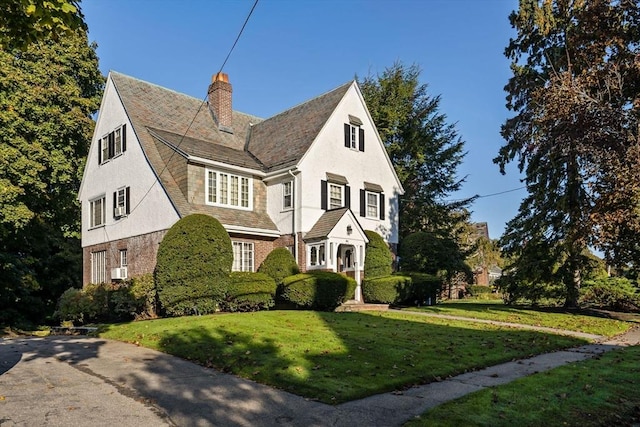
[90, 196, 105, 228]
[366, 191, 379, 219]
[329, 183, 344, 210]
[91, 250, 107, 283]
[349, 124, 359, 149]
[205, 169, 253, 210]
[309, 243, 326, 268]
[119, 249, 128, 267]
[100, 134, 110, 164]
[232, 241, 254, 272]
[113, 126, 123, 157]
[283, 181, 293, 210]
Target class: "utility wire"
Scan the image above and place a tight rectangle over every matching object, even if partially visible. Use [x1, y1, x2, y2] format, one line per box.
[111, 0, 260, 223]
[446, 185, 526, 204]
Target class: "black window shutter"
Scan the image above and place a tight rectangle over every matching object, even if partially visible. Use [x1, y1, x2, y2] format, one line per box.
[321, 180, 327, 210]
[359, 128, 365, 152]
[108, 132, 115, 159]
[345, 185, 351, 208]
[359, 189, 366, 217]
[98, 139, 102, 164]
[380, 193, 385, 220]
[113, 192, 116, 217]
[125, 187, 130, 214]
[344, 123, 350, 148]
[122, 124, 127, 152]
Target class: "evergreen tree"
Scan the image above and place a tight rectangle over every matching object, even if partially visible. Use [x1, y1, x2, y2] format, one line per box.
[0, 27, 102, 325]
[359, 62, 473, 276]
[495, 0, 640, 307]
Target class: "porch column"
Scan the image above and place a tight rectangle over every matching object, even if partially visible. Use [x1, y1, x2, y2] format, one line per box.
[354, 249, 362, 302]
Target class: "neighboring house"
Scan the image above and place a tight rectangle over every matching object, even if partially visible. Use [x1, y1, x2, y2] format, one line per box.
[79, 71, 404, 300]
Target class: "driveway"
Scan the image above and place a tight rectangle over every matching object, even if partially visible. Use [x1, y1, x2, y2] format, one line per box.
[1, 324, 638, 426]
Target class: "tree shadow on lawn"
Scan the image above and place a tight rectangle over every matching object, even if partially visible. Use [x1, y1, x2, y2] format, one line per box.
[149, 311, 586, 405]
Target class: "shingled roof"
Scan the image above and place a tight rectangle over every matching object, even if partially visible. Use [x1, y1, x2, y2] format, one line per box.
[247, 82, 353, 171]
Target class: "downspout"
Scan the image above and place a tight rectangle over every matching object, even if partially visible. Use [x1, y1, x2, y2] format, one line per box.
[288, 169, 298, 264]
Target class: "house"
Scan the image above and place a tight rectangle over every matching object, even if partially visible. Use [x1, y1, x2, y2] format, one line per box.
[79, 71, 404, 300]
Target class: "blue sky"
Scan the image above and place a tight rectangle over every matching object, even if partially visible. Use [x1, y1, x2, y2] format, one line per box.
[82, 0, 525, 239]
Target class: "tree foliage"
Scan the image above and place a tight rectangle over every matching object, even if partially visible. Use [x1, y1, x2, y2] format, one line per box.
[155, 214, 233, 316]
[495, 0, 640, 307]
[360, 62, 473, 277]
[0, 27, 102, 326]
[0, 0, 87, 50]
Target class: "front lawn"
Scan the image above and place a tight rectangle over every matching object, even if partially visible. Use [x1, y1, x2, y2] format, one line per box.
[405, 302, 631, 337]
[406, 345, 640, 426]
[99, 310, 588, 403]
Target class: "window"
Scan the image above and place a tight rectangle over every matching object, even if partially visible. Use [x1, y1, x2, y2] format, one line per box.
[90, 196, 105, 228]
[360, 185, 385, 220]
[344, 121, 365, 152]
[113, 187, 130, 217]
[283, 181, 292, 209]
[309, 244, 326, 267]
[206, 170, 252, 209]
[329, 184, 343, 210]
[232, 241, 254, 272]
[366, 192, 379, 218]
[119, 249, 128, 268]
[91, 251, 106, 283]
[98, 124, 127, 164]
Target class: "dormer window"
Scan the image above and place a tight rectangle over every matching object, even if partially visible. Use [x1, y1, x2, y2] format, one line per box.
[344, 115, 364, 152]
[206, 169, 252, 210]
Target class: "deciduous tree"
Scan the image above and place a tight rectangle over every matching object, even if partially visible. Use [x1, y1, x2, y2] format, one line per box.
[0, 27, 102, 326]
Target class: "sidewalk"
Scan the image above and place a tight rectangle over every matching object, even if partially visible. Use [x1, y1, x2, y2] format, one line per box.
[1, 321, 638, 426]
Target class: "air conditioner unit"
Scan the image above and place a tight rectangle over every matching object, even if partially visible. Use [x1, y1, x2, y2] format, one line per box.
[114, 206, 126, 217]
[111, 267, 128, 280]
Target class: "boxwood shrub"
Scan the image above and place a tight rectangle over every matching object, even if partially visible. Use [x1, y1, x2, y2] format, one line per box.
[221, 272, 277, 312]
[281, 271, 356, 311]
[155, 214, 233, 316]
[364, 230, 393, 278]
[362, 275, 412, 304]
[258, 247, 300, 285]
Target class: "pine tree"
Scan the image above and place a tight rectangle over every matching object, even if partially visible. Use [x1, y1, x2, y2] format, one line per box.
[495, 0, 640, 307]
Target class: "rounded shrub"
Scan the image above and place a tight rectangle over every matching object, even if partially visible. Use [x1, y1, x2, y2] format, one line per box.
[364, 230, 393, 279]
[258, 247, 300, 285]
[221, 272, 277, 312]
[362, 275, 412, 304]
[281, 271, 357, 311]
[155, 214, 233, 316]
[580, 277, 639, 311]
[404, 272, 442, 305]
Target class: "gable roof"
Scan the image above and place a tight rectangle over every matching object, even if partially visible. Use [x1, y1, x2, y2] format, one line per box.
[247, 82, 353, 171]
[304, 208, 368, 243]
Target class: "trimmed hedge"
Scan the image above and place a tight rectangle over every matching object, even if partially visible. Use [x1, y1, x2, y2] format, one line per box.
[364, 230, 393, 278]
[362, 275, 412, 304]
[155, 214, 233, 316]
[281, 271, 357, 311]
[221, 272, 277, 312]
[258, 247, 300, 285]
[467, 285, 492, 295]
[362, 273, 441, 305]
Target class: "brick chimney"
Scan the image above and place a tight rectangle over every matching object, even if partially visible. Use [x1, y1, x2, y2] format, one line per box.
[208, 72, 233, 133]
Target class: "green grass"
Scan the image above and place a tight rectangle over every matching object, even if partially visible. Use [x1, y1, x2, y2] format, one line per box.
[405, 301, 631, 337]
[406, 345, 640, 427]
[100, 310, 588, 404]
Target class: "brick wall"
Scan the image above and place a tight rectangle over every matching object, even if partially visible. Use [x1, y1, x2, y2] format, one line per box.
[83, 229, 168, 286]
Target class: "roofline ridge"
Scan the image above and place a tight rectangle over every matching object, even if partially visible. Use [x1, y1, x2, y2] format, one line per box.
[257, 80, 354, 123]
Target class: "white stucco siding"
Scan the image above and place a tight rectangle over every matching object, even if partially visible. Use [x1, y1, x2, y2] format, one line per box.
[297, 85, 402, 244]
[79, 77, 179, 247]
[266, 175, 294, 235]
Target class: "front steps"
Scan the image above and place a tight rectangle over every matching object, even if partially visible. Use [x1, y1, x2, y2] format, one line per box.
[335, 300, 389, 312]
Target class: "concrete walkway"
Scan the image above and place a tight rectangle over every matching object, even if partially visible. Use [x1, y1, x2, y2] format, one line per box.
[1, 320, 638, 427]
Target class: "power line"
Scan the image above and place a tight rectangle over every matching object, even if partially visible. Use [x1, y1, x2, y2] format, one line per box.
[110, 0, 260, 223]
[446, 185, 526, 204]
